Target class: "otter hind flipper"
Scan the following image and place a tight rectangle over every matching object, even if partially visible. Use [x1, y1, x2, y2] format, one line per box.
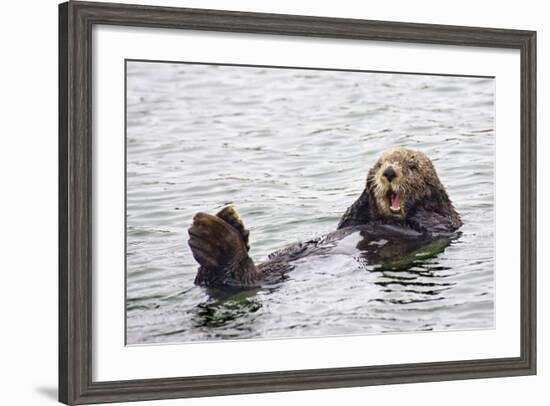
[216, 206, 250, 251]
[188, 211, 259, 288]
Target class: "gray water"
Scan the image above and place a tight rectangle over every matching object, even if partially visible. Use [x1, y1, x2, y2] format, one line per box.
[126, 61, 495, 345]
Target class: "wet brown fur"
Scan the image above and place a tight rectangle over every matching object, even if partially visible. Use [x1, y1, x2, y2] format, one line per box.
[190, 211, 260, 288]
[189, 148, 462, 288]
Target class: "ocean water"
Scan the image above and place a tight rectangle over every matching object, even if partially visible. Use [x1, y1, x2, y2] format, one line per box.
[125, 61, 495, 345]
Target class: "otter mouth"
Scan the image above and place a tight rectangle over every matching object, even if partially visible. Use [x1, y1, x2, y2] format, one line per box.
[387, 191, 402, 213]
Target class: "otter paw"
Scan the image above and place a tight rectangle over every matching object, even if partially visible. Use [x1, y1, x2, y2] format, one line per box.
[216, 206, 250, 251]
[188, 212, 248, 270]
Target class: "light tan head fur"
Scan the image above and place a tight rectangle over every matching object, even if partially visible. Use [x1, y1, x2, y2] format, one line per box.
[367, 148, 449, 221]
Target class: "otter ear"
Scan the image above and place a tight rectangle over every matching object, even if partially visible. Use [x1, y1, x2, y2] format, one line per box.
[216, 206, 250, 251]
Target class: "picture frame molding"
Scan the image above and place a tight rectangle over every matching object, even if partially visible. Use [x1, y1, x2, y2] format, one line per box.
[58, 1, 537, 404]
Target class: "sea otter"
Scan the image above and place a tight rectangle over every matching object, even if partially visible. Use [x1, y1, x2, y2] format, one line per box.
[188, 148, 462, 289]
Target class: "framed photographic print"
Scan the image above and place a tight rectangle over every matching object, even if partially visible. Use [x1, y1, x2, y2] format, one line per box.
[59, 1, 536, 404]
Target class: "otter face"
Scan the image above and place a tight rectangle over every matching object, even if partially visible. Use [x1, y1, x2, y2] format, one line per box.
[368, 148, 439, 220]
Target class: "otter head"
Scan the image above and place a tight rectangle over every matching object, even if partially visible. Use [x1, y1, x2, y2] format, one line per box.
[367, 148, 443, 221]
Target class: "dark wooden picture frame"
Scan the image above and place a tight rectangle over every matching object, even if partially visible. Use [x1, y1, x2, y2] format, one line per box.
[59, 1, 536, 404]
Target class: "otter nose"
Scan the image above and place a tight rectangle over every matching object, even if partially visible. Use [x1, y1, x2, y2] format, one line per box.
[383, 167, 397, 182]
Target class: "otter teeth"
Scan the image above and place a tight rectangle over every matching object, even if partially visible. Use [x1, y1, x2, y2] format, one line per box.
[390, 193, 401, 212]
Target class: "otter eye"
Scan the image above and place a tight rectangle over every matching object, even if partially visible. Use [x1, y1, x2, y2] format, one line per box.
[408, 163, 418, 171]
